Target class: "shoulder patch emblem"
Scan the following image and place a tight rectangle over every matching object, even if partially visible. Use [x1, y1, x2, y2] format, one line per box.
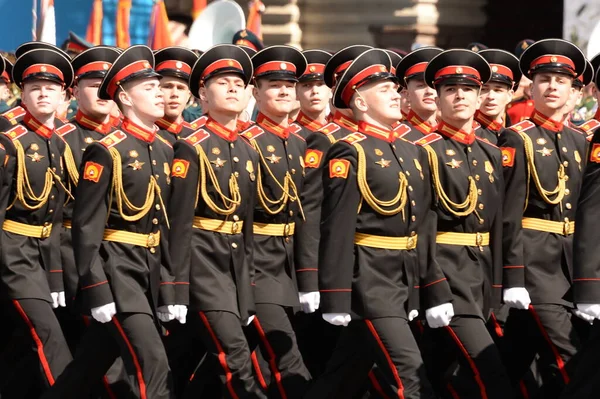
[341, 132, 367, 145]
[240, 125, 265, 141]
[4, 124, 27, 141]
[392, 123, 412, 139]
[56, 123, 77, 137]
[99, 130, 127, 149]
[329, 159, 350, 179]
[171, 159, 190, 178]
[83, 161, 104, 183]
[189, 115, 208, 129]
[501, 147, 516, 167]
[590, 143, 600, 163]
[184, 129, 210, 146]
[415, 133, 442, 147]
[304, 149, 323, 168]
[319, 122, 341, 136]
[509, 120, 535, 133]
[155, 133, 173, 148]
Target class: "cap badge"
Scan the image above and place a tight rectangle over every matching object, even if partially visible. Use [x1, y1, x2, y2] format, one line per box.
[280, 63, 287, 70]
[40, 66, 47, 72]
[228, 60, 234, 66]
[550, 56, 558, 63]
[309, 66, 316, 72]
[143, 62, 150, 68]
[492, 66, 498, 72]
[456, 67, 463, 74]
[176, 61, 183, 69]
[240, 30, 248, 38]
[103, 63, 109, 70]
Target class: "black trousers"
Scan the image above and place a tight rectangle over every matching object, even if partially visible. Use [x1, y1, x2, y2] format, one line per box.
[423, 315, 512, 399]
[502, 305, 583, 399]
[40, 312, 173, 399]
[560, 320, 600, 399]
[306, 317, 435, 399]
[0, 298, 72, 398]
[246, 303, 311, 399]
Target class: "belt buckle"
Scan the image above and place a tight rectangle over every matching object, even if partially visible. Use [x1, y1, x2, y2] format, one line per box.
[563, 220, 570, 236]
[147, 233, 157, 247]
[232, 221, 240, 234]
[476, 232, 484, 252]
[407, 236, 416, 250]
[41, 225, 51, 239]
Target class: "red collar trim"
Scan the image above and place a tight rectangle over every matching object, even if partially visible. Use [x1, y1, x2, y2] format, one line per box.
[156, 117, 183, 134]
[474, 110, 503, 132]
[121, 118, 156, 143]
[75, 110, 112, 134]
[407, 110, 436, 134]
[23, 111, 53, 139]
[358, 121, 394, 142]
[437, 120, 476, 145]
[256, 113, 289, 139]
[332, 110, 358, 132]
[206, 117, 237, 142]
[296, 111, 325, 132]
[531, 109, 563, 132]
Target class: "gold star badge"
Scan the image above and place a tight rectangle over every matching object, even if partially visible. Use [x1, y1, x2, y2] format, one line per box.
[268, 154, 281, 164]
[27, 152, 44, 162]
[211, 157, 227, 168]
[375, 158, 391, 168]
[536, 147, 554, 157]
[446, 159, 463, 169]
[128, 160, 145, 170]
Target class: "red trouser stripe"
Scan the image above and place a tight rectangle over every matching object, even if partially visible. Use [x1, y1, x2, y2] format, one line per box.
[447, 383, 460, 399]
[365, 320, 405, 399]
[112, 318, 147, 399]
[199, 312, 240, 399]
[253, 317, 288, 399]
[445, 326, 488, 399]
[368, 369, 391, 399]
[12, 300, 55, 385]
[519, 380, 530, 399]
[251, 350, 268, 390]
[490, 313, 504, 338]
[528, 305, 570, 384]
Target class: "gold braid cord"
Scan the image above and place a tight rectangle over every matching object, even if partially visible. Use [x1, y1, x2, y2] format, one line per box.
[424, 145, 478, 217]
[253, 139, 305, 220]
[108, 148, 170, 228]
[518, 132, 566, 207]
[195, 145, 241, 216]
[355, 143, 408, 216]
[62, 143, 79, 186]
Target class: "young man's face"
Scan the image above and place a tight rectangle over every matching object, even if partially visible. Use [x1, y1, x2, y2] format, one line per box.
[253, 79, 296, 117]
[355, 79, 402, 125]
[436, 83, 481, 124]
[562, 86, 583, 116]
[120, 77, 164, 120]
[0, 82, 10, 102]
[296, 80, 331, 115]
[479, 82, 513, 118]
[200, 73, 246, 115]
[74, 77, 114, 120]
[21, 79, 64, 117]
[160, 76, 191, 120]
[404, 78, 437, 114]
[531, 72, 573, 112]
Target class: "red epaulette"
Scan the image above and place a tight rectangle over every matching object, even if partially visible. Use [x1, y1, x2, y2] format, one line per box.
[99, 130, 127, 149]
[414, 133, 443, 147]
[4, 124, 27, 141]
[240, 125, 265, 141]
[473, 121, 481, 130]
[341, 132, 367, 146]
[476, 136, 498, 148]
[184, 129, 210, 146]
[155, 133, 173, 148]
[182, 121, 193, 130]
[1, 106, 26, 122]
[189, 115, 208, 130]
[508, 120, 535, 133]
[578, 119, 600, 135]
[56, 123, 77, 137]
[289, 122, 302, 134]
[392, 123, 412, 139]
[319, 122, 340, 136]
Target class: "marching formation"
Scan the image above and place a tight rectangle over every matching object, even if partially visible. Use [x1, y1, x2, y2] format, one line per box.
[1, 32, 600, 399]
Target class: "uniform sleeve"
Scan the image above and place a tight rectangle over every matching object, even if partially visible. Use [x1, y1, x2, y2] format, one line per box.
[295, 133, 331, 292]
[72, 143, 114, 311]
[497, 129, 527, 289]
[573, 131, 600, 303]
[167, 141, 199, 305]
[318, 142, 359, 314]
[417, 147, 453, 309]
[0, 136, 15, 256]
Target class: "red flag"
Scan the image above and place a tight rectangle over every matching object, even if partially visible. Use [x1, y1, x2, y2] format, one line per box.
[148, 0, 173, 50]
[246, 0, 265, 41]
[192, 0, 207, 20]
[86, 0, 103, 45]
[116, 0, 131, 48]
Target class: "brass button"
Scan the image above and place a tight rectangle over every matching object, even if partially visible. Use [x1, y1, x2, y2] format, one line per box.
[565, 188, 570, 195]
[468, 147, 472, 153]
[289, 210, 294, 216]
[565, 175, 569, 181]
[49, 209, 54, 213]
[233, 157, 240, 163]
[155, 204, 161, 211]
[230, 143, 235, 148]
[233, 215, 240, 221]
[411, 200, 416, 206]
[475, 174, 480, 181]
[562, 147, 567, 153]
[288, 154, 293, 160]
[408, 186, 413, 192]
[566, 203, 572, 210]
[285, 237, 291, 243]
[477, 189, 482, 195]
[44, 222, 50, 226]
[410, 231, 416, 237]
[150, 247, 156, 254]
[155, 174, 160, 179]
[563, 161, 569, 167]
[392, 145, 396, 150]
[406, 171, 411, 176]
[291, 169, 296, 174]
[232, 243, 238, 249]
[234, 171, 240, 177]
[411, 215, 416, 222]
[149, 146, 153, 151]
[51, 154, 55, 158]
[152, 160, 157, 165]
[284, 141, 288, 146]
[564, 217, 570, 223]
[51, 195, 55, 200]
[399, 157, 404, 163]
[478, 203, 484, 210]
[52, 167, 56, 172]
[152, 218, 158, 225]
[557, 133, 562, 140]
[479, 219, 485, 225]
[472, 159, 478, 166]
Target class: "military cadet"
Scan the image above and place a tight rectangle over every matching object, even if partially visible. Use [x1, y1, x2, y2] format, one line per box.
[475, 49, 521, 144]
[154, 46, 198, 144]
[308, 47, 453, 399]
[577, 54, 600, 140]
[395, 47, 443, 142]
[233, 29, 265, 53]
[237, 45, 258, 131]
[0, 56, 15, 113]
[497, 39, 589, 398]
[294, 50, 332, 137]
[0, 44, 73, 396]
[239, 45, 312, 399]
[168, 43, 266, 399]
[563, 60, 593, 128]
[41, 45, 179, 399]
[417, 49, 512, 399]
[507, 39, 536, 124]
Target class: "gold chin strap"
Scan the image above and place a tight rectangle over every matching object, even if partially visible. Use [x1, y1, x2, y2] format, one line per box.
[354, 143, 408, 217]
[108, 147, 170, 228]
[195, 145, 241, 216]
[518, 132, 566, 209]
[9, 140, 72, 210]
[252, 138, 305, 221]
[424, 145, 479, 218]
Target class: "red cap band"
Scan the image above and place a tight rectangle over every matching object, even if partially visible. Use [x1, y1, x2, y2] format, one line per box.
[66, 42, 87, 54]
[108, 60, 153, 98]
[156, 60, 192, 75]
[490, 64, 514, 80]
[530, 54, 575, 73]
[434, 65, 481, 81]
[255, 61, 296, 76]
[76, 61, 112, 78]
[22, 63, 64, 82]
[1, 71, 9, 83]
[405, 62, 428, 78]
[341, 64, 389, 105]
[201, 59, 244, 80]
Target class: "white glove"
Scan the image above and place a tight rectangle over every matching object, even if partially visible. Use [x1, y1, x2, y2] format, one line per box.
[408, 309, 419, 321]
[577, 303, 600, 319]
[245, 315, 255, 326]
[425, 303, 454, 328]
[172, 305, 187, 324]
[322, 313, 351, 326]
[503, 287, 531, 310]
[157, 305, 177, 323]
[572, 308, 595, 324]
[91, 302, 117, 323]
[298, 291, 320, 314]
[51, 292, 66, 309]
